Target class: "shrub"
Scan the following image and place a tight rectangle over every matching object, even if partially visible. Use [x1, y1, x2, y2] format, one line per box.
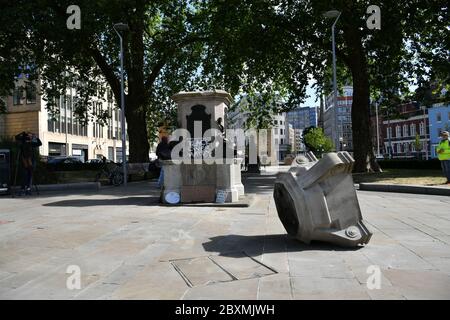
[45, 162, 105, 172]
[377, 159, 442, 170]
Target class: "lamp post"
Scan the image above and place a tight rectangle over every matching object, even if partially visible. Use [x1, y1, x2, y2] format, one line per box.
[323, 10, 341, 151]
[387, 108, 393, 159]
[113, 23, 129, 187]
[375, 100, 381, 157]
[422, 105, 428, 160]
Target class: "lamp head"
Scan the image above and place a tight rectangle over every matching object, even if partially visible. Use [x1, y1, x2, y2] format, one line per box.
[113, 23, 129, 32]
[323, 10, 341, 18]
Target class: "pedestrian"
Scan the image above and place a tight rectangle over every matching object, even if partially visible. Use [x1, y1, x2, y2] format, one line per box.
[436, 130, 450, 185]
[156, 136, 171, 188]
[15, 132, 42, 195]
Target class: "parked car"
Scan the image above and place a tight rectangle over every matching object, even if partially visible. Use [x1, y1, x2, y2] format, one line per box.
[87, 159, 102, 164]
[47, 156, 83, 165]
[86, 158, 115, 164]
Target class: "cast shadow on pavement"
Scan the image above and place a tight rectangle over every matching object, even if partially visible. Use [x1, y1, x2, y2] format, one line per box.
[202, 234, 363, 257]
[42, 196, 161, 207]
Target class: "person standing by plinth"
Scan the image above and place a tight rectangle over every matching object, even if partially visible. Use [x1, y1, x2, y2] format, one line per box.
[156, 136, 171, 188]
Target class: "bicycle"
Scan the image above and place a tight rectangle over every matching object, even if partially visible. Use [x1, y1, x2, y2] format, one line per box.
[95, 162, 123, 186]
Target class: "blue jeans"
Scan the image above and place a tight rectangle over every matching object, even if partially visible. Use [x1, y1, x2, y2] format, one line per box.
[21, 167, 33, 190]
[441, 160, 450, 182]
[158, 167, 164, 188]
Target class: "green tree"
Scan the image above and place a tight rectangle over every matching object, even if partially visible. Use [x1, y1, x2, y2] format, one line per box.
[204, 0, 448, 172]
[303, 127, 335, 157]
[233, 92, 284, 130]
[0, 0, 209, 162]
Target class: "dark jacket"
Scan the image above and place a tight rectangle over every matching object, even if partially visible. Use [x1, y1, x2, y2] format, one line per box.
[156, 141, 171, 160]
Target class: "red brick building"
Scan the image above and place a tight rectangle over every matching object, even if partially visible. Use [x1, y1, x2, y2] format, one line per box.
[371, 102, 430, 159]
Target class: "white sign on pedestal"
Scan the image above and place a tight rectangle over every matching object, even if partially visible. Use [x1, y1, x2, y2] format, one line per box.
[216, 190, 228, 203]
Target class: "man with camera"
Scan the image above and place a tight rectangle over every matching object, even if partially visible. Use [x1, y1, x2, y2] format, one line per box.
[15, 131, 42, 195]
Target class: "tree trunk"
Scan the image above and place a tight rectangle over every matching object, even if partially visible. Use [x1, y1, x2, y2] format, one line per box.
[351, 67, 378, 172]
[125, 103, 150, 163]
[343, 22, 380, 173]
[124, 11, 150, 164]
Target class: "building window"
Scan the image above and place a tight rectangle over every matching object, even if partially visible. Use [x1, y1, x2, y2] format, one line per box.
[13, 86, 24, 105]
[280, 138, 284, 144]
[387, 127, 392, 138]
[436, 112, 441, 122]
[61, 102, 66, 134]
[48, 113, 55, 132]
[403, 125, 408, 137]
[25, 83, 36, 104]
[419, 122, 425, 136]
[396, 126, 401, 138]
[48, 142, 66, 156]
[107, 104, 113, 139]
[108, 147, 114, 160]
[66, 95, 72, 134]
[55, 98, 61, 133]
[410, 124, 416, 136]
[92, 102, 104, 138]
[107, 89, 114, 103]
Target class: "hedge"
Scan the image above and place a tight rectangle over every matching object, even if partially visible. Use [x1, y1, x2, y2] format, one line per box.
[46, 162, 105, 172]
[377, 159, 442, 170]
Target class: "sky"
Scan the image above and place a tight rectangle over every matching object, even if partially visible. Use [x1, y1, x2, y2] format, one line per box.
[300, 80, 320, 108]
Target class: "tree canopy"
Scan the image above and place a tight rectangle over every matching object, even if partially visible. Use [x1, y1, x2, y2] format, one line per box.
[204, 0, 449, 171]
[0, 0, 210, 162]
[1, 0, 448, 168]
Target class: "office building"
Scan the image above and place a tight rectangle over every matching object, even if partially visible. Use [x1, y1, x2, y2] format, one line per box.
[323, 85, 353, 151]
[0, 75, 126, 162]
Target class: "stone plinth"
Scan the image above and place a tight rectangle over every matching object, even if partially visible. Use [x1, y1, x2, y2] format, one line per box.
[172, 90, 232, 136]
[273, 151, 372, 247]
[161, 90, 244, 204]
[161, 159, 244, 203]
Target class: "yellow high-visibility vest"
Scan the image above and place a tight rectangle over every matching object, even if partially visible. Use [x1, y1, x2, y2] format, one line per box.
[437, 139, 450, 161]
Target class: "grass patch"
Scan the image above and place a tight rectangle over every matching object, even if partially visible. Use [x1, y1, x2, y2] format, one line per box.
[353, 169, 447, 186]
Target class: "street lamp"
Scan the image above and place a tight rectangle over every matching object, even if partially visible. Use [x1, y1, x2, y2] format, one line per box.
[422, 105, 429, 160]
[113, 22, 129, 187]
[323, 10, 341, 151]
[374, 100, 380, 157]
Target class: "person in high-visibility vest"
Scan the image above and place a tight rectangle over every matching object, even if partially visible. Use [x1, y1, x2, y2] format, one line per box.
[436, 131, 450, 184]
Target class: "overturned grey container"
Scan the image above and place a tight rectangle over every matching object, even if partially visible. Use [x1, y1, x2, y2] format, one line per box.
[273, 151, 372, 247]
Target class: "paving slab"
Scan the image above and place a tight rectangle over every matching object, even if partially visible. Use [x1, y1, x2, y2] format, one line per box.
[290, 276, 370, 300]
[1, 180, 450, 299]
[257, 274, 292, 300]
[383, 269, 450, 300]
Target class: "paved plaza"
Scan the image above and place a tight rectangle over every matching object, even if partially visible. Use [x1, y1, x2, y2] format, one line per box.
[1, 173, 450, 300]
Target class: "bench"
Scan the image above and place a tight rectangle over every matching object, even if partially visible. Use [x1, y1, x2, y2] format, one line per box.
[126, 162, 160, 181]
